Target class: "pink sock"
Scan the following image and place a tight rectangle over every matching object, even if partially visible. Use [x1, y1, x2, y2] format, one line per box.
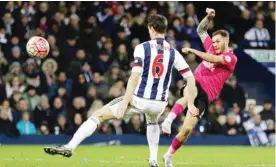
[167, 137, 184, 156]
[167, 103, 184, 121]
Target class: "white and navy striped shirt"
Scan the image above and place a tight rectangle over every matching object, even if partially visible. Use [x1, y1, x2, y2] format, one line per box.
[131, 38, 193, 101]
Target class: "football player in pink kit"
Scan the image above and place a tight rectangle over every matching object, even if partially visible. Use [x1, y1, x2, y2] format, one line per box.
[162, 8, 237, 167]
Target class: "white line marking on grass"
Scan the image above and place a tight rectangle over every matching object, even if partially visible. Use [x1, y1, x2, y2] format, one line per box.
[2, 158, 274, 167]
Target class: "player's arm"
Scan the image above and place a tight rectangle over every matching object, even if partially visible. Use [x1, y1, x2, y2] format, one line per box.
[183, 48, 224, 64]
[122, 45, 144, 104]
[122, 72, 140, 104]
[174, 52, 198, 116]
[197, 8, 215, 42]
[186, 76, 198, 112]
[116, 45, 143, 119]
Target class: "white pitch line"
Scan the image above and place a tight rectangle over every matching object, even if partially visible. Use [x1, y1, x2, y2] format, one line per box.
[2, 158, 274, 167]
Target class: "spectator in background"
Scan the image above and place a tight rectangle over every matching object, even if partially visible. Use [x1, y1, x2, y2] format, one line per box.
[1, 13, 14, 37]
[0, 99, 13, 122]
[8, 46, 26, 65]
[38, 16, 49, 33]
[226, 112, 244, 135]
[106, 80, 125, 103]
[101, 37, 114, 57]
[265, 2, 275, 39]
[60, 35, 79, 63]
[243, 114, 269, 146]
[230, 103, 243, 125]
[123, 114, 146, 134]
[0, 50, 8, 76]
[244, 19, 270, 48]
[81, 62, 93, 84]
[22, 86, 40, 112]
[46, 35, 58, 51]
[8, 91, 21, 109]
[114, 44, 130, 72]
[169, 17, 188, 41]
[234, 9, 253, 40]
[91, 72, 108, 100]
[33, 95, 51, 128]
[260, 100, 275, 122]
[171, 79, 185, 99]
[3, 62, 25, 86]
[185, 3, 199, 25]
[207, 114, 228, 134]
[81, 15, 102, 56]
[5, 76, 26, 98]
[68, 113, 83, 135]
[48, 48, 64, 71]
[39, 122, 50, 135]
[183, 16, 200, 50]
[0, 109, 19, 137]
[34, 2, 50, 25]
[130, 14, 148, 42]
[95, 51, 112, 75]
[96, 5, 114, 35]
[42, 58, 58, 88]
[243, 103, 257, 122]
[12, 15, 31, 42]
[166, 28, 176, 42]
[265, 119, 275, 146]
[13, 98, 29, 123]
[68, 49, 89, 79]
[220, 75, 246, 111]
[23, 58, 41, 91]
[72, 73, 89, 97]
[185, 53, 198, 72]
[53, 114, 69, 135]
[51, 96, 67, 120]
[48, 71, 73, 100]
[16, 112, 36, 135]
[86, 87, 104, 118]
[69, 97, 86, 121]
[105, 64, 124, 88]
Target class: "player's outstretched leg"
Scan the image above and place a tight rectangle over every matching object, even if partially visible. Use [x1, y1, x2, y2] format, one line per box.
[44, 105, 115, 157]
[163, 112, 198, 167]
[161, 96, 187, 135]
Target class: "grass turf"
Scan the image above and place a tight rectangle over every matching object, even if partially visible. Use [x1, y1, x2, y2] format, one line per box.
[0, 145, 274, 167]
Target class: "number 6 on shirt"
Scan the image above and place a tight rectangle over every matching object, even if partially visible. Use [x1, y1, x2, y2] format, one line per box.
[152, 54, 164, 78]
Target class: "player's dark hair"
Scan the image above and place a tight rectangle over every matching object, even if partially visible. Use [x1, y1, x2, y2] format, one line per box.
[212, 30, 229, 39]
[147, 14, 168, 34]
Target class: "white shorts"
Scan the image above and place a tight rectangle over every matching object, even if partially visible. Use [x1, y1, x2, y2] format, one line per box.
[108, 95, 168, 124]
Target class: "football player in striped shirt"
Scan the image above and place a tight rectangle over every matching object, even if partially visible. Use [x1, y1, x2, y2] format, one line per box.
[44, 14, 198, 167]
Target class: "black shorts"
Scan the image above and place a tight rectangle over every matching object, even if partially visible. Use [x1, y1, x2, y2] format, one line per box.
[180, 81, 209, 118]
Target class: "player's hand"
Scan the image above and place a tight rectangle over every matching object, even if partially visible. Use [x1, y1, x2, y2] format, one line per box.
[116, 101, 128, 119]
[182, 48, 193, 54]
[188, 104, 199, 117]
[206, 8, 215, 19]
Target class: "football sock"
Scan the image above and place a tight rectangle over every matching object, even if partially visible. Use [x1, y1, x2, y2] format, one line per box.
[167, 103, 184, 121]
[147, 124, 160, 161]
[166, 137, 184, 156]
[66, 117, 100, 150]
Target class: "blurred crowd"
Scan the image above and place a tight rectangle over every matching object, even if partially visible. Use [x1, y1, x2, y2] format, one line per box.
[0, 2, 274, 144]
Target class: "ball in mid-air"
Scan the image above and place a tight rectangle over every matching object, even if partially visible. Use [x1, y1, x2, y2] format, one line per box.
[26, 36, 50, 59]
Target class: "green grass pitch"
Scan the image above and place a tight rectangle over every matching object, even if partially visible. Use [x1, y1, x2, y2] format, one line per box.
[0, 145, 274, 167]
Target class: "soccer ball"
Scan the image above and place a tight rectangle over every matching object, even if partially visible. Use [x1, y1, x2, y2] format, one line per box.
[26, 36, 50, 59]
